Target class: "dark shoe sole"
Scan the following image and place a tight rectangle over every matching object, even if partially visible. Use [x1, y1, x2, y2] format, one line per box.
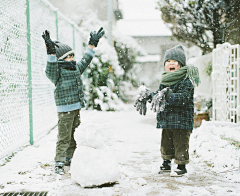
[159, 165, 171, 173]
[170, 168, 187, 177]
[158, 170, 171, 174]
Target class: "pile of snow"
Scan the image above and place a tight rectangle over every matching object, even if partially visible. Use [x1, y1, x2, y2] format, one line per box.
[191, 120, 240, 173]
[70, 128, 119, 187]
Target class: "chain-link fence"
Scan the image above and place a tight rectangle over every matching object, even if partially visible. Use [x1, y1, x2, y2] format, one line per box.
[0, 0, 83, 160]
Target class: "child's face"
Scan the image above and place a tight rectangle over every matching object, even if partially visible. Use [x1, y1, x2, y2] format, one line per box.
[164, 59, 181, 72]
[64, 55, 74, 62]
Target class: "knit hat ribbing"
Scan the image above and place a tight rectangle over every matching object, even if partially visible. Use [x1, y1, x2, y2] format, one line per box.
[54, 41, 74, 60]
[163, 45, 186, 67]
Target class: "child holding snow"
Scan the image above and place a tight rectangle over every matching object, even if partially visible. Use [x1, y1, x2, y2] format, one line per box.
[42, 28, 104, 175]
[134, 45, 200, 177]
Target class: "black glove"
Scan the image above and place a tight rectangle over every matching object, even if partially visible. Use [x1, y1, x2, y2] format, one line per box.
[164, 87, 173, 102]
[134, 86, 151, 115]
[42, 30, 58, 54]
[88, 27, 105, 47]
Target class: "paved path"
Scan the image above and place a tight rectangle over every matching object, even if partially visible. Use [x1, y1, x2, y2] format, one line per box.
[0, 105, 239, 195]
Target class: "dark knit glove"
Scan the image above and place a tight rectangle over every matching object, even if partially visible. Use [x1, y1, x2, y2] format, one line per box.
[42, 30, 58, 54]
[88, 27, 105, 47]
[164, 87, 173, 102]
[134, 86, 151, 115]
[151, 87, 170, 113]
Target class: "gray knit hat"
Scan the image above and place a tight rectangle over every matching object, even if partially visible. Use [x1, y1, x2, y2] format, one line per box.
[163, 45, 186, 66]
[54, 41, 74, 60]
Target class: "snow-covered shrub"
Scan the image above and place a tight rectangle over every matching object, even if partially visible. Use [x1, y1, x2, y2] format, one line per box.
[113, 30, 147, 102]
[70, 9, 146, 109]
[83, 38, 125, 111]
[69, 10, 125, 110]
[113, 29, 147, 76]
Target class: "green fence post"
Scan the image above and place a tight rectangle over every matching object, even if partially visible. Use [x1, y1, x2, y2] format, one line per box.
[26, 0, 33, 145]
[55, 10, 59, 41]
[72, 24, 75, 50]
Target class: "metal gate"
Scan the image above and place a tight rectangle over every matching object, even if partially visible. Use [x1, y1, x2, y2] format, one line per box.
[212, 43, 240, 123]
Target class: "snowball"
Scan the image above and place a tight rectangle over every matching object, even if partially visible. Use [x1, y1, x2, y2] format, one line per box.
[74, 129, 105, 149]
[137, 85, 148, 94]
[70, 146, 119, 187]
[71, 129, 119, 187]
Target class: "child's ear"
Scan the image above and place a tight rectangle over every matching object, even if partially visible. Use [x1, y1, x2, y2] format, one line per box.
[178, 62, 182, 67]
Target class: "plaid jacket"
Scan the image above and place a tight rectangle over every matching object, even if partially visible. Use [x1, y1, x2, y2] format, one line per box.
[156, 78, 194, 130]
[45, 52, 93, 108]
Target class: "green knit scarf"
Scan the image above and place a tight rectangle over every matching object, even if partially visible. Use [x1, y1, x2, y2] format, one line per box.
[160, 65, 201, 86]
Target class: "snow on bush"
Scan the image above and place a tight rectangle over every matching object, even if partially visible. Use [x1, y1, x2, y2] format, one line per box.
[70, 11, 125, 110]
[83, 37, 126, 111]
[71, 128, 119, 187]
[70, 9, 146, 109]
[113, 30, 147, 102]
[191, 120, 240, 173]
[113, 29, 147, 58]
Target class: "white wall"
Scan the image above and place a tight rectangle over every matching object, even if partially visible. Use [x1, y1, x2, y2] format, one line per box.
[135, 61, 163, 92]
[187, 53, 212, 98]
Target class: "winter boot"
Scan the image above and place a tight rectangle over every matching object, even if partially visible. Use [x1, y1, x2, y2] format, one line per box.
[55, 162, 65, 175]
[65, 158, 72, 166]
[170, 164, 187, 177]
[158, 159, 171, 174]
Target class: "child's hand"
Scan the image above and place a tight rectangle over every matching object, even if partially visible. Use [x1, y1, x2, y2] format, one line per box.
[163, 87, 173, 102]
[134, 86, 151, 115]
[151, 89, 167, 113]
[151, 87, 173, 113]
[134, 99, 147, 115]
[88, 27, 105, 47]
[42, 30, 59, 54]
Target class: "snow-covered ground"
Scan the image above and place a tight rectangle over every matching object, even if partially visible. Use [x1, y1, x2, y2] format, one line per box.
[0, 104, 240, 196]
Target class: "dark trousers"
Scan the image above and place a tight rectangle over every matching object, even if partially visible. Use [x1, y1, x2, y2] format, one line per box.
[55, 109, 81, 162]
[160, 129, 192, 165]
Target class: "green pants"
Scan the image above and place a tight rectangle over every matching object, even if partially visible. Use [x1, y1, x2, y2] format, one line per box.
[55, 109, 81, 162]
[160, 129, 192, 165]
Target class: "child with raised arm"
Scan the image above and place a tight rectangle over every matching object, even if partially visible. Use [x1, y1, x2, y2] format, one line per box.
[42, 28, 104, 175]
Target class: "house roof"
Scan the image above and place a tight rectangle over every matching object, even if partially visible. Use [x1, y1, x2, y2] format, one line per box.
[116, 19, 172, 37]
[136, 55, 160, 63]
